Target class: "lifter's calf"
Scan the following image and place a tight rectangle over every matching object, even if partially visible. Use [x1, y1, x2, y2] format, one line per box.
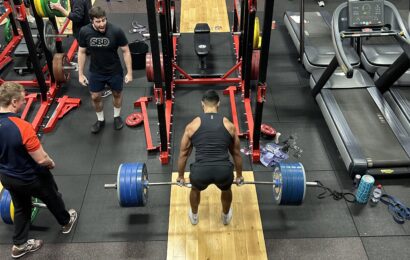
[190, 188, 201, 214]
[221, 189, 232, 214]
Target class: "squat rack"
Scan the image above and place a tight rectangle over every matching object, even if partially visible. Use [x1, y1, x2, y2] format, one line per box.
[139, 0, 275, 164]
[0, 0, 80, 133]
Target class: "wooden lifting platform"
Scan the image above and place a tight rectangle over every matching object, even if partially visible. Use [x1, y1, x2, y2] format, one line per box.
[167, 172, 267, 260]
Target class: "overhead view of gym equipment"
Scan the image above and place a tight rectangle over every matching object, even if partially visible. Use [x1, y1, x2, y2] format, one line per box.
[0, 0, 409, 259]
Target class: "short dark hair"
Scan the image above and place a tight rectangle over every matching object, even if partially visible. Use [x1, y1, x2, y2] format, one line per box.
[0, 82, 25, 107]
[89, 6, 106, 21]
[202, 90, 219, 105]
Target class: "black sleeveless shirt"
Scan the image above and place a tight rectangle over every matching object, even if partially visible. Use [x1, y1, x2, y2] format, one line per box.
[191, 113, 233, 164]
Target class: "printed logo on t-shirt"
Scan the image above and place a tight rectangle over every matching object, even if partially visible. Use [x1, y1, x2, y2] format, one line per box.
[90, 37, 110, 47]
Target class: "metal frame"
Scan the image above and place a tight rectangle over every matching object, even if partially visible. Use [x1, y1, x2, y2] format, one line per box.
[0, 1, 80, 133]
[140, 0, 275, 164]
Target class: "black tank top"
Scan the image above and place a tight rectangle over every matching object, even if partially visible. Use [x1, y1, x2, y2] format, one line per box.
[191, 113, 233, 164]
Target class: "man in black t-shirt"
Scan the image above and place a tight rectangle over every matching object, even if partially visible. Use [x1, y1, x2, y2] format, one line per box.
[78, 6, 132, 133]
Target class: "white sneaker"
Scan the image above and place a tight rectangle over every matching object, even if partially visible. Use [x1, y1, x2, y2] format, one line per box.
[188, 208, 198, 225]
[61, 209, 78, 234]
[222, 208, 233, 225]
[101, 89, 112, 98]
[27, 15, 35, 23]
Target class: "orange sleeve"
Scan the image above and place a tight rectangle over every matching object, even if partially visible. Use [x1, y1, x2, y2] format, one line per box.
[9, 117, 41, 152]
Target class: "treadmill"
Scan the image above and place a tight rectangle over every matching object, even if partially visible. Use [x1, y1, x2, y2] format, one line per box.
[360, 1, 410, 73]
[310, 0, 410, 177]
[284, 0, 359, 73]
[373, 8, 410, 134]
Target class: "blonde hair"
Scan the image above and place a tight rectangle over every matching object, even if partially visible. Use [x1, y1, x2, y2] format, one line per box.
[0, 82, 25, 107]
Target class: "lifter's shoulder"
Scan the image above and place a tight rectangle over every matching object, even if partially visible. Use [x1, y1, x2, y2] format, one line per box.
[222, 117, 235, 136]
[185, 117, 201, 137]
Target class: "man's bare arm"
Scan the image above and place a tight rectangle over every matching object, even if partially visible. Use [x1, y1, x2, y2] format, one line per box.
[225, 119, 242, 178]
[177, 124, 193, 179]
[120, 45, 133, 83]
[29, 146, 55, 169]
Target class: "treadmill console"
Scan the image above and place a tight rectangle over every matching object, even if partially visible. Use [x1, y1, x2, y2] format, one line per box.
[348, 0, 384, 28]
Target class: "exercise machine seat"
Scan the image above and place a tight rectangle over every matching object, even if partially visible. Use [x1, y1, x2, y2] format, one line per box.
[194, 23, 210, 57]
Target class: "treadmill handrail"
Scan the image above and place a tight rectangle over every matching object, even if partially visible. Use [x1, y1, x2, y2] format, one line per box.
[331, 3, 353, 78]
[340, 30, 402, 38]
[331, 1, 410, 79]
[384, 1, 410, 40]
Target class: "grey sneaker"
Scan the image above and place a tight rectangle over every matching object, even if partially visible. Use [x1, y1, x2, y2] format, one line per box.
[101, 89, 112, 98]
[62, 209, 78, 234]
[188, 208, 198, 225]
[11, 239, 43, 259]
[222, 207, 233, 225]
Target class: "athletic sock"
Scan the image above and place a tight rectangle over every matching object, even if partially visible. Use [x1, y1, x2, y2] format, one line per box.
[96, 111, 104, 121]
[114, 107, 121, 117]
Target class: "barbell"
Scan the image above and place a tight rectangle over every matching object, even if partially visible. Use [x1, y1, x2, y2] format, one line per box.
[104, 162, 319, 207]
[0, 183, 46, 225]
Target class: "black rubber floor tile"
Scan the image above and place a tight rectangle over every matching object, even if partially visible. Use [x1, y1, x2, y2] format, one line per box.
[265, 237, 367, 260]
[73, 174, 170, 242]
[0, 175, 88, 243]
[270, 86, 322, 122]
[0, 241, 167, 260]
[362, 236, 410, 260]
[256, 170, 358, 238]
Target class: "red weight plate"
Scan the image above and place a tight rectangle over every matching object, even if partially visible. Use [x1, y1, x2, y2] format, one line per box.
[126, 112, 144, 127]
[145, 52, 164, 82]
[261, 123, 276, 137]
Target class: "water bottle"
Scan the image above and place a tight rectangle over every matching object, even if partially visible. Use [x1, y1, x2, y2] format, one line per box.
[370, 184, 382, 204]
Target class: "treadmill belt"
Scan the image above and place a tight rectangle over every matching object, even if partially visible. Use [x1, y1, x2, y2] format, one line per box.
[395, 87, 410, 101]
[284, 11, 359, 67]
[286, 11, 331, 39]
[333, 89, 409, 162]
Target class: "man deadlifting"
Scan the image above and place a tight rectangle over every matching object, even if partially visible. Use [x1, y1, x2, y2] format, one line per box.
[177, 90, 243, 225]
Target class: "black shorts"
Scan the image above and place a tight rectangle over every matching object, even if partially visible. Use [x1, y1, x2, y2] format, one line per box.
[189, 162, 234, 191]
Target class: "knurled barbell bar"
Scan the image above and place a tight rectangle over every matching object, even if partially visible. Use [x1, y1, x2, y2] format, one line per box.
[104, 162, 319, 207]
[0, 184, 46, 225]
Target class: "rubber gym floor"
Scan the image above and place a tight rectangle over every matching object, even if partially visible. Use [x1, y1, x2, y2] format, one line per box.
[1, 0, 410, 259]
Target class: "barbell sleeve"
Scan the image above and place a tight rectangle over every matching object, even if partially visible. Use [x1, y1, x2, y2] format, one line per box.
[63, 65, 77, 70]
[32, 202, 47, 208]
[105, 183, 117, 189]
[32, 34, 70, 38]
